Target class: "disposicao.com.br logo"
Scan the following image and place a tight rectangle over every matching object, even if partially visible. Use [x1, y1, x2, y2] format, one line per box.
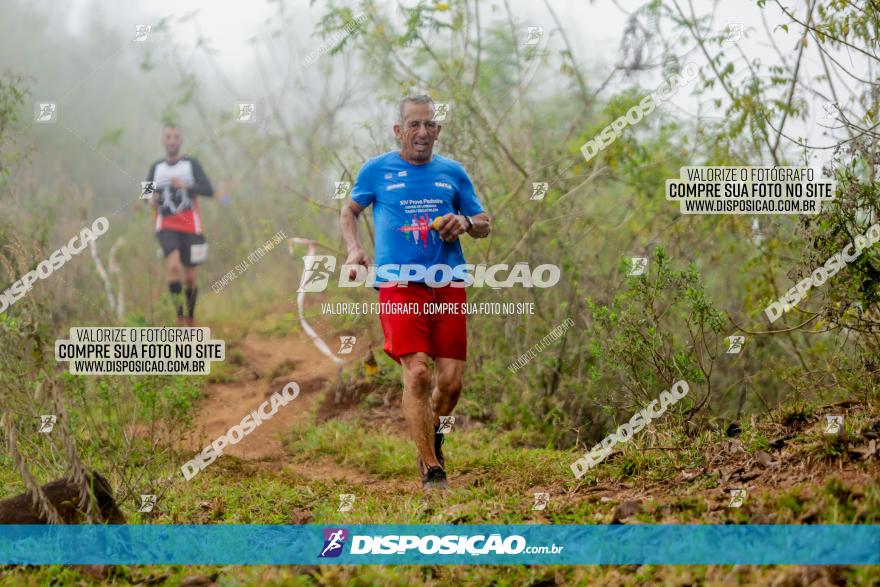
[317, 529, 563, 558]
[298, 256, 561, 292]
[319, 528, 349, 558]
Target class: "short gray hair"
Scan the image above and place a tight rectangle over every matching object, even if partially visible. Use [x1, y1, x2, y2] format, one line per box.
[398, 94, 434, 124]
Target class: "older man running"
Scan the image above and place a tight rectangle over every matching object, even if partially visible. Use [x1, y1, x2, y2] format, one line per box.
[340, 95, 490, 489]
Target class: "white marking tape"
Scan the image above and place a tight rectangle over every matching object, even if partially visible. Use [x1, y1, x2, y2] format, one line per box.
[287, 237, 344, 365]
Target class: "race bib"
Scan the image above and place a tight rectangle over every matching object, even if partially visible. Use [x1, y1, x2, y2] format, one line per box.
[190, 243, 208, 265]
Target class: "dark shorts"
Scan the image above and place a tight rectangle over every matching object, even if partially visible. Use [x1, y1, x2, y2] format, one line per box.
[378, 282, 467, 363]
[156, 230, 207, 267]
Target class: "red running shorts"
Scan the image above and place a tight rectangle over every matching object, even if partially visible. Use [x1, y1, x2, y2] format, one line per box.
[377, 282, 467, 363]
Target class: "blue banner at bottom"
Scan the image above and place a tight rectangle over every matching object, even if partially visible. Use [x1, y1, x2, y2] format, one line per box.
[0, 525, 876, 565]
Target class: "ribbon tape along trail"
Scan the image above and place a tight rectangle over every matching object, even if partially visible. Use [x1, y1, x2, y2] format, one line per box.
[287, 237, 345, 365]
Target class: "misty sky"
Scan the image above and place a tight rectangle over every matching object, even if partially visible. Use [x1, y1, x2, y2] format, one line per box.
[7, 0, 863, 172]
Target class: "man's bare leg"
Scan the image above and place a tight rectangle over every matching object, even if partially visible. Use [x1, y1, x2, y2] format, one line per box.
[432, 357, 465, 426]
[400, 352, 441, 470]
[165, 249, 183, 283]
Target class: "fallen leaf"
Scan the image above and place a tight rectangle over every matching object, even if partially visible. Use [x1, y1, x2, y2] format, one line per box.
[180, 574, 218, 587]
[611, 500, 642, 523]
[679, 469, 702, 481]
[290, 509, 314, 524]
[754, 450, 778, 468]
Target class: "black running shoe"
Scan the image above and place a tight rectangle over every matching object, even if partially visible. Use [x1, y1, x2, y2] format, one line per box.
[434, 429, 445, 469]
[422, 465, 448, 490]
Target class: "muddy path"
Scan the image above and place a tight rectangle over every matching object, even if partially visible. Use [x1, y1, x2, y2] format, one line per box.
[179, 323, 879, 514]
[182, 331, 351, 460]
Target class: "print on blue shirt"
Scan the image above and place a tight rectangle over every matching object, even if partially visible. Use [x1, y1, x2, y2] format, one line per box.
[351, 151, 485, 283]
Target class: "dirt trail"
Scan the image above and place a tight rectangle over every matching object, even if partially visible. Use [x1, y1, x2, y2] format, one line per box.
[180, 325, 879, 514]
[183, 331, 349, 460]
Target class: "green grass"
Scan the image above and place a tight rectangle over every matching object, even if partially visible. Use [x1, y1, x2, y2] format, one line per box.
[285, 416, 575, 487]
[2, 351, 879, 585]
[3, 403, 880, 585]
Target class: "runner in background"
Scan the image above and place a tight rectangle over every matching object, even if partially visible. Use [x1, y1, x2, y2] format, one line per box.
[146, 124, 214, 326]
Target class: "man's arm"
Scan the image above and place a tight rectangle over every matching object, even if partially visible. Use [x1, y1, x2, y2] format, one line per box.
[465, 212, 490, 238]
[189, 158, 214, 197]
[340, 200, 372, 279]
[442, 162, 490, 241]
[435, 212, 491, 242]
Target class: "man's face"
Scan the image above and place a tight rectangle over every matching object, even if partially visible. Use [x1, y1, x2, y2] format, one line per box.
[394, 102, 441, 164]
[162, 127, 183, 158]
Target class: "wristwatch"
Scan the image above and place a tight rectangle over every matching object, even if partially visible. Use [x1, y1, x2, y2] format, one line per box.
[463, 215, 474, 230]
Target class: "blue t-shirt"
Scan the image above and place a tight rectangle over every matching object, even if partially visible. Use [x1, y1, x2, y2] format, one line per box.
[351, 151, 485, 283]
